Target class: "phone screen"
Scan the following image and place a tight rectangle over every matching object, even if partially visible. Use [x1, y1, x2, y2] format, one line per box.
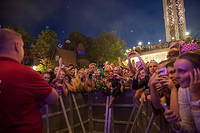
[136, 61, 143, 69]
[158, 67, 167, 74]
[160, 102, 169, 110]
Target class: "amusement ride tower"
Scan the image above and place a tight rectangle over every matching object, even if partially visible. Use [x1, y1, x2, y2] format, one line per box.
[162, 0, 187, 42]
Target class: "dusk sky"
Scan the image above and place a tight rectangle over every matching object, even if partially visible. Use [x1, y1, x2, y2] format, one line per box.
[0, 0, 200, 48]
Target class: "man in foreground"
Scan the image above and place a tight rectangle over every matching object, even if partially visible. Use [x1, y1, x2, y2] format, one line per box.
[0, 28, 58, 133]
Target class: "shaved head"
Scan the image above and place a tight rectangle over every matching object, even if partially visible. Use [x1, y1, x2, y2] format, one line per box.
[0, 28, 24, 62]
[0, 28, 21, 50]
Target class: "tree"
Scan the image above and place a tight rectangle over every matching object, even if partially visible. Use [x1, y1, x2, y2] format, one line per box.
[64, 31, 94, 63]
[31, 29, 58, 71]
[91, 30, 126, 64]
[64, 31, 89, 50]
[36, 58, 55, 72]
[64, 30, 126, 65]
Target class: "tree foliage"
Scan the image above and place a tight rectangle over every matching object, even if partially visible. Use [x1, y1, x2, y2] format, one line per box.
[36, 58, 55, 72]
[64, 31, 89, 50]
[31, 29, 58, 60]
[91, 30, 126, 64]
[31, 29, 58, 71]
[64, 30, 126, 64]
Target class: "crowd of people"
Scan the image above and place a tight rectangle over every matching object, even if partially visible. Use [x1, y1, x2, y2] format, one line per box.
[41, 41, 200, 132]
[1, 28, 200, 133]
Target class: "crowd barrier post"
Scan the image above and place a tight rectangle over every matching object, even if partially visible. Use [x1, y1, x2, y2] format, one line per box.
[129, 102, 143, 133]
[88, 92, 94, 133]
[68, 93, 75, 133]
[71, 93, 86, 133]
[124, 104, 137, 133]
[104, 96, 109, 133]
[104, 95, 112, 133]
[45, 104, 50, 133]
[59, 94, 73, 133]
[107, 95, 112, 133]
[145, 112, 156, 133]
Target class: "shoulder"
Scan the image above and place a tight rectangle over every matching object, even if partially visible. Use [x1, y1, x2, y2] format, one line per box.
[12, 64, 44, 83]
[18, 65, 41, 77]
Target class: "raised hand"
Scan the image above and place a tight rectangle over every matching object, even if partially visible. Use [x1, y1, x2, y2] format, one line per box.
[189, 68, 200, 101]
[164, 109, 181, 123]
[158, 74, 176, 90]
[59, 57, 63, 67]
[128, 51, 139, 58]
[169, 41, 185, 49]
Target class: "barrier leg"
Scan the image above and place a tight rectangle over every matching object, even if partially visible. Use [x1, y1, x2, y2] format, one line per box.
[45, 104, 50, 133]
[59, 95, 73, 133]
[124, 105, 137, 133]
[104, 96, 109, 133]
[71, 93, 86, 133]
[130, 103, 143, 133]
[145, 113, 155, 133]
[107, 95, 112, 133]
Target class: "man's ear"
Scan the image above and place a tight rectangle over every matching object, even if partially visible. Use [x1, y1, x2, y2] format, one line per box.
[14, 42, 20, 53]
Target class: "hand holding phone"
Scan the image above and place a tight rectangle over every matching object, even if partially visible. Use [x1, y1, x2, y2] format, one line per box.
[136, 61, 144, 69]
[160, 102, 169, 110]
[158, 67, 167, 75]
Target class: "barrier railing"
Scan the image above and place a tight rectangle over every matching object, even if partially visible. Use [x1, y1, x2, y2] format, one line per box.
[41, 90, 173, 133]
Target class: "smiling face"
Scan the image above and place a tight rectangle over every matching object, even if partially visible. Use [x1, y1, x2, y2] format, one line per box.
[113, 67, 120, 75]
[58, 70, 65, 80]
[148, 62, 158, 75]
[167, 66, 179, 86]
[95, 69, 101, 76]
[174, 59, 193, 88]
[139, 69, 147, 80]
[108, 71, 114, 79]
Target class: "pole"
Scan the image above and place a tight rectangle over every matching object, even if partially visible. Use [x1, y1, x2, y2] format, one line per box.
[59, 95, 73, 133]
[71, 93, 86, 133]
[45, 104, 50, 133]
[130, 103, 143, 133]
[104, 96, 109, 133]
[145, 113, 155, 133]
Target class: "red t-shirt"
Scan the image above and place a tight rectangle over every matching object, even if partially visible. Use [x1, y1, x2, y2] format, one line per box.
[0, 56, 52, 133]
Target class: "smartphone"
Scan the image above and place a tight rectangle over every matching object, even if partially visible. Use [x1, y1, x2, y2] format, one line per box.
[136, 61, 145, 70]
[160, 102, 169, 110]
[136, 61, 142, 68]
[158, 67, 167, 75]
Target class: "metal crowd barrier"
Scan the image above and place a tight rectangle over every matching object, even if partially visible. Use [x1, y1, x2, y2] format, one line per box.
[40, 90, 173, 133]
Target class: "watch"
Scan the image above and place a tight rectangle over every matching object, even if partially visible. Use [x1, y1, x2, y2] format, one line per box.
[191, 100, 200, 107]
